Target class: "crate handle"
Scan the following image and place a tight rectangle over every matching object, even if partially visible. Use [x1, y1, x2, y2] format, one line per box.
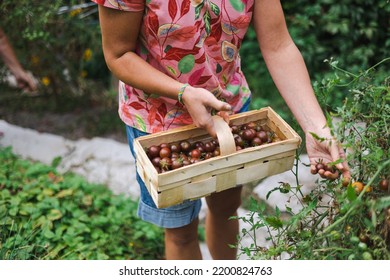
[213, 115, 236, 156]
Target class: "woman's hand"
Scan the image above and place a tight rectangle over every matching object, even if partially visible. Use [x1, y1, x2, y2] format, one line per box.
[14, 69, 38, 93]
[305, 127, 351, 181]
[181, 85, 231, 138]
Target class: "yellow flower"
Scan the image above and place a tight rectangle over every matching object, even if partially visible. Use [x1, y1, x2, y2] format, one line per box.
[30, 55, 40, 66]
[83, 48, 92, 61]
[70, 8, 82, 17]
[41, 77, 50, 86]
[80, 70, 88, 78]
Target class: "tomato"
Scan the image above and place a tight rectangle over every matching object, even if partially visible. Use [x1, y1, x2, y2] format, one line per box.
[358, 242, 368, 251]
[193, 141, 205, 153]
[230, 125, 239, 134]
[342, 176, 350, 187]
[352, 181, 364, 193]
[204, 152, 213, 159]
[245, 121, 257, 130]
[151, 156, 161, 167]
[213, 147, 220, 157]
[251, 137, 262, 147]
[325, 164, 336, 173]
[159, 157, 172, 171]
[189, 148, 201, 159]
[171, 152, 180, 159]
[160, 143, 169, 148]
[256, 130, 269, 143]
[171, 159, 183, 170]
[179, 140, 191, 152]
[234, 134, 245, 147]
[148, 145, 161, 159]
[242, 128, 256, 141]
[379, 179, 389, 191]
[179, 154, 188, 161]
[315, 162, 326, 171]
[159, 147, 172, 158]
[170, 143, 181, 153]
[362, 252, 373, 260]
[204, 141, 216, 152]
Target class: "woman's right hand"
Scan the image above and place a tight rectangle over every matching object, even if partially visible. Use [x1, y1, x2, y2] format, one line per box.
[181, 85, 231, 138]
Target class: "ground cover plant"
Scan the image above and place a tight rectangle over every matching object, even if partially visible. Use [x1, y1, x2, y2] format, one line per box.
[234, 59, 390, 260]
[0, 147, 164, 260]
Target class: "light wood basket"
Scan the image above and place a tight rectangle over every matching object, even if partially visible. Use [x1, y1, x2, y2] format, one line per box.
[134, 107, 302, 208]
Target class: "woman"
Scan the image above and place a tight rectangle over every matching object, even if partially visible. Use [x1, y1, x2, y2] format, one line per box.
[92, 0, 350, 260]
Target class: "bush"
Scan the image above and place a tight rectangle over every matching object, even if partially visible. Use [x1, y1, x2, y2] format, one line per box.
[241, 0, 389, 120]
[234, 59, 390, 260]
[0, 0, 109, 96]
[0, 147, 164, 260]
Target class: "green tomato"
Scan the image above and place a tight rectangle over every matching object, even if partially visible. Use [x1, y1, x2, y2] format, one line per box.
[362, 252, 373, 260]
[358, 242, 368, 251]
[350, 236, 360, 244]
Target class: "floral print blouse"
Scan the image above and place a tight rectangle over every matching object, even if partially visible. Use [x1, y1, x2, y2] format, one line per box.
[93, 0, 254, 133]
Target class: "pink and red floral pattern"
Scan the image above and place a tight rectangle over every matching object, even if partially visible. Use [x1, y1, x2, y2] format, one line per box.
[93, 0, 254, 133]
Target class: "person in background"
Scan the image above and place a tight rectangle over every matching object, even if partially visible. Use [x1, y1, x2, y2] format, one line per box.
[92, 0, 351, 260]
[0, 27, 38, 92]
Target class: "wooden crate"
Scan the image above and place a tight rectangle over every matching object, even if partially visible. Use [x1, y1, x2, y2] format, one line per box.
[134, 107, 301, 208]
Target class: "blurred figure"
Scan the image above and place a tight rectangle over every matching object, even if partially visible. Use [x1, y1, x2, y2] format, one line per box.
[0, 27, 38, 92]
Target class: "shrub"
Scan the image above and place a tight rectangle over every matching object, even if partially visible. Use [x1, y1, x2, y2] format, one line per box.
[0, 0, 109, 96]
[234, 59, 390, 260]
[241, 0, 389, 120]
[0, 147, 164, 260]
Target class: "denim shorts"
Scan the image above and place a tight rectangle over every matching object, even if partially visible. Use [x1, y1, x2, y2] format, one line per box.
[126, 98, 251, 229]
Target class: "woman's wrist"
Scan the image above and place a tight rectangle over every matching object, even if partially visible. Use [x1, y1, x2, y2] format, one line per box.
[177, 83, 190, 105]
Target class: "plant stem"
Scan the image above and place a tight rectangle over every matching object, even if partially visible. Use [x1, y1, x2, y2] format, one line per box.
[323, 159, 390, 233]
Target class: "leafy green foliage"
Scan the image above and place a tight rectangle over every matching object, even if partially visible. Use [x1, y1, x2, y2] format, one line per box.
[241, 0, 389, 123]
[0, 0, 109, 96]
[0, 147, 164, 260]
[234, 60, 390, 260]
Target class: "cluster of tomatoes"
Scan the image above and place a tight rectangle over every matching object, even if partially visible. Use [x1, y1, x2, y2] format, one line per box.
[230, 121, 276, 151]
[350, 179, 389, 194]
[146, 121, 277, 173]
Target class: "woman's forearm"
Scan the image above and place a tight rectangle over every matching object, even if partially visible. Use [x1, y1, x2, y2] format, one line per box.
[262, 42, 327, 134]
[106, 50, 184, 100]
[0, 29, 25, 76]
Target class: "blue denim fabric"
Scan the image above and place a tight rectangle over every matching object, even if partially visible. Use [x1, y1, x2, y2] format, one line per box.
[126, 97, 251, 228]
[126, 126, 202, 229]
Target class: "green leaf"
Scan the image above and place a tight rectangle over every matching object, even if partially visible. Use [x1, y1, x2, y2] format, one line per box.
[47, 209, 63, 221]
[309, 131, 326, 142]
[229, 0, 244, 12]
[203, 10, 211, 35]
[51, 156, 62, 168]
[265, 216, 283, 229]
[43, 229, 56, 239]
[135, 114, 147, 131]
[210, 2, 220, 16]
[347, 185, 357, 202]
[56, 189, 73, 198]
[195, 2, 204, 20]
[178, 54, 195, 74]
